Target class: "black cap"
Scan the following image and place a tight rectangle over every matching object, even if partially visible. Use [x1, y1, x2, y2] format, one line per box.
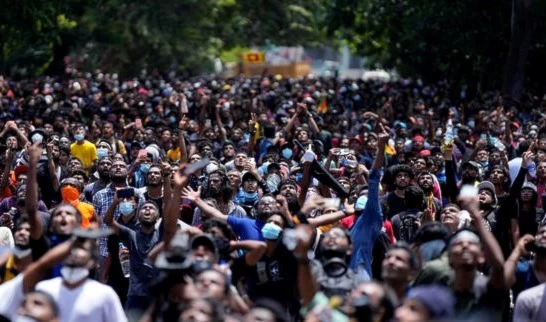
[154, 233, 193, 271]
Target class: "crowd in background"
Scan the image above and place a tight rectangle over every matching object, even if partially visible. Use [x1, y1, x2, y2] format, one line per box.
[0, 72, 545, 321]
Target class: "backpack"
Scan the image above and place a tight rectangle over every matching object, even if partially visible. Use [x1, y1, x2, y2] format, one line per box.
[396, 211, 422, 243]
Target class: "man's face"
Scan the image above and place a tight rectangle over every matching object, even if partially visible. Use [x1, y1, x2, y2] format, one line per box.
[279, 184, 297, 198]
[321, 227, 351, 254]
[297, 130, 309, 142]
[161, 130, 171, 143]
[243, 178, 258, 193]
[476, 149, 488, 162]
[138, 203, 159, 226]
[189, 153, 202, 164]
[232, 129, 243, 141]
[521, 188, 534, 202]
[340, 138, 350, 148]
[222, 144, 235, 158]
[338, 179, 351, 192]
[366, 137, 377, 150]
[64, 238, 94, 268]
[204, 129, 216, 141]
[147, 166, 162, 186]
[227, 171, 241, 188]
[98, 159, 113, 177]
[110, 160, 128, 180]
[7, 136, 18, 149]
[488, 168, 505, 185]
[234, 153, 247, 167]
[478, 189, 494, 206]
[417, 174, 433, 190]
[102, 124, 114, 138]
[18, 292, 59, 322]
[412, 158, 426, 172]
[538, 162, 546, 179]
[394, 172, 410, 189]
[201, 145, 213, 157]
[14, 222, 31, 247]
[208, 174, 223, 197]
[67, 159, 83, 173]
[489, 152, 501, 165]
[440, 206, 460, 231]
[255, 196, 278, 218]
[51, 205, 79, 235]
[448, 236, 483, 269]
[144, 129, 154, 143]
[16, 174, 27, 188]
[412, 139, 424, 150]
[381, 248, 414, 283]
[195, 270, 226, 301]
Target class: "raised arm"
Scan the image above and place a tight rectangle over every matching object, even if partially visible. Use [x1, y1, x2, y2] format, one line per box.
[104, 196, 121, 235]
[231, 240, 267, 266]
[181, 186, 228, 223]
[45, 142, 60, 191]
[459, 195, 505, 290]
[504, 234, 534, 289]
[23, 239, 73, 293]
[26, 143, 43, 240]
[294, 225, 319, 307]
[0, 149, 14, 194]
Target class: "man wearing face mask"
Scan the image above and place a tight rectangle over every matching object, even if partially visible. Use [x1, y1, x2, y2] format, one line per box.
[104, 197, 164, 314]
[232, 212, 300, 319]
[234, 171, 269, 216]
[35, 230, 127, 322]
[69, 124, 97, 174]
[93, 160, 144, 278]
[59, 178, 94, 228]
[0, 217, 35, 284]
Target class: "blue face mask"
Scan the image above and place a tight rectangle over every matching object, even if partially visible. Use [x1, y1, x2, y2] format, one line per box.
[140, 164, 150, 174]
[97, 148, 108, 159]
[74, 134, 84, 142]
[281, 148, 293, 159]
[243, 191, 259, 203]
[119, 202, 134, 216]
[261, 222, 282, 240]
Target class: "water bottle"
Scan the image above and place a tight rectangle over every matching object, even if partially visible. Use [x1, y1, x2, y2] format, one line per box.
[445, 120, 454, 143]
[528, 161, 537, 179]
[119, 243, 130, 278]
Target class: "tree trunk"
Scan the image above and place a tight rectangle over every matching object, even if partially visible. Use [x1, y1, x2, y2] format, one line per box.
[503, 0, 535, 105]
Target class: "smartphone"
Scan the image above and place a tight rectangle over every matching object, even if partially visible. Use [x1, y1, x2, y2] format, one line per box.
[339, 148, 350, 156]
[183, 157, 210, 175]
[117, 188, 135, 199]
[138, 149, 148, 161]
[135, 118, 143, 129]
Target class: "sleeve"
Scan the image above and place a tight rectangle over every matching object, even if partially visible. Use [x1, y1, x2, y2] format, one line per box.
[513, 290, 532, 322]
[102, 286, 128, 322]
[117, 224, 133, 246]
[92, 192, 103, 219]
[90, 144, 98, 162]
[349, 168, 383, 273]
[0, 274, 25, 319]
[37, 201, 49, 212]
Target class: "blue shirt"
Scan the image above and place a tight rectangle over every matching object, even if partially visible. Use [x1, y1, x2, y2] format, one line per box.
[514, 260, 540, 300]
[349, 168, 383, 277]
[227, 217, 265, 241]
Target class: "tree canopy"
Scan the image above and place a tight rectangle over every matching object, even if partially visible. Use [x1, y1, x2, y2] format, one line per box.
[1, 0, 545, 101]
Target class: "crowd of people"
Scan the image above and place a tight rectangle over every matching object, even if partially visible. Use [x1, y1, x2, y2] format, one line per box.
[0, 72, 545, 322]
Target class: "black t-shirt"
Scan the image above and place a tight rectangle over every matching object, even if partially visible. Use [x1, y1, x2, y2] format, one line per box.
[232, 242, 299, 315]
[518, 208, 544, 237]
[382, 192, 406, 220]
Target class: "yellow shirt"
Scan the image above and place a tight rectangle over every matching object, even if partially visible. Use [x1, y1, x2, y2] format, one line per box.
[70, 141, 97, 171]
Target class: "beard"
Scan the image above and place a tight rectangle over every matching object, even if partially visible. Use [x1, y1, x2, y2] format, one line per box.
[284, 194, 300, 213]
[140, 220, 156, 228]
[208, 187, 222, 198]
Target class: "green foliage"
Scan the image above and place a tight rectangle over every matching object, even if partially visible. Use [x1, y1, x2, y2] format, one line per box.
[0, 0, 328, 76]
[328, 0, 546, 88]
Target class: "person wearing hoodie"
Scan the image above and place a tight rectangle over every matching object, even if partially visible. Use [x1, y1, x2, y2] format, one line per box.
[517, 182, 545, 237]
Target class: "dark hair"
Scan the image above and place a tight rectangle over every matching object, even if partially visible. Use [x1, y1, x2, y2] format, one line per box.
[202, 219, 235, 240]
[206, 170, 232, 202]
[393, 164, 414, 179]
[389, 241, 421, 271]
[263, 124, 276, 138]
[252, 299, 289, 322]
[404, 185, 425, 210]
[70, 169, 89, 182]
[277, 179, 297, 192]
[27, 290, 60, 317]
[413, 222, 449, 244]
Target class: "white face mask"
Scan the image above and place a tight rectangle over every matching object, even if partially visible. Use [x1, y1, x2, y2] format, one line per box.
[60, 266, 89, 284]
[12, 316, 38, 322]
[12, 247, 32, 259]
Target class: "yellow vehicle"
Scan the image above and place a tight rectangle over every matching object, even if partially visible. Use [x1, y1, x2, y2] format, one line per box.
[223, 51, 311, 78]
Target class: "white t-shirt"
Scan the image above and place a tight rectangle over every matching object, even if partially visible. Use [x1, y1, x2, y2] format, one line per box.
[0, 274, 25, 319]
[513, 283, 546, 322]
[36, 277, 127, 322]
